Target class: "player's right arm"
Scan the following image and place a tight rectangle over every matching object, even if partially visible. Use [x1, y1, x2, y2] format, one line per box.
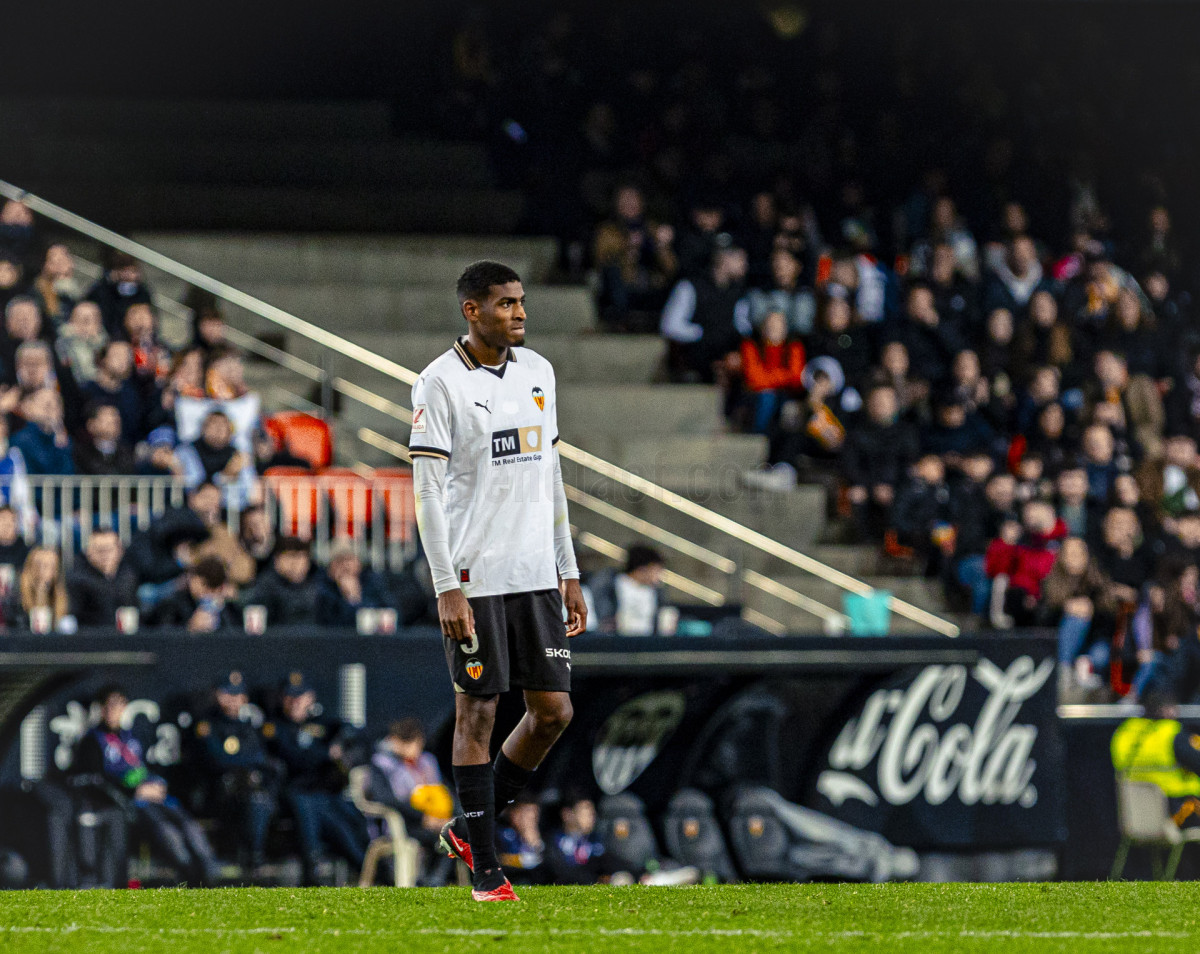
[410, 373, 475, 642]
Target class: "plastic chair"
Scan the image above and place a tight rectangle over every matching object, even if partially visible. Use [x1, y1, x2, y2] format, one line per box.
[348, 766, 419, 888]
[262, 467, 320, 538]
[319, 467, 374, 537]
[1110, 774, 1200, 880]
[264, 412, 332, 469]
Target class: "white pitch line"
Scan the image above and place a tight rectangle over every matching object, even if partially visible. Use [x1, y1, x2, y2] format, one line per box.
[0, 926, 1190, 941]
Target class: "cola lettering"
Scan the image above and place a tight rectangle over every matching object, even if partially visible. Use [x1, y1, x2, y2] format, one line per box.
[824, 656, 1052, 808]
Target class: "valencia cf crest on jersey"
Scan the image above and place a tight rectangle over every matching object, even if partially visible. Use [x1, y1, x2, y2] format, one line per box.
[532, 386, 545, 411]
[466, 659, 484, 680]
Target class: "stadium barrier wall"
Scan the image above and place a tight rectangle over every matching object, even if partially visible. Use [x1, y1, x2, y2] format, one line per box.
[0, 630, 1152, 881]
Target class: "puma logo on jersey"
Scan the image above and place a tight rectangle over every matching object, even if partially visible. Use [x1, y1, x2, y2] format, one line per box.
[475, 400, 491, 414]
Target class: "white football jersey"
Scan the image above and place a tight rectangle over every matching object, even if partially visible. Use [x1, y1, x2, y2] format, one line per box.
[409, 337, 561, 597]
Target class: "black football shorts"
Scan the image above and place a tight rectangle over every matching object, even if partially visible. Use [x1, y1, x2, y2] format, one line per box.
[445, 588, 571, 696]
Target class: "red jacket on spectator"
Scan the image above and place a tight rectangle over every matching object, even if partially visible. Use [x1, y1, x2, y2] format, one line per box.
[984, 518, 1068, 599]
[740, 340, 806, 393]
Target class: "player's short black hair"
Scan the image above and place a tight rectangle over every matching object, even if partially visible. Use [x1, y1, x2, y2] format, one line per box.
[456, 261, 522, 304]
[625, 543, 664, 574]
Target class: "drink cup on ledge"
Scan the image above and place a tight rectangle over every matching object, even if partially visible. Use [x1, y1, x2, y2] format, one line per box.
[243, 605, 267, 635]
[30, 606, 53, 635]
[356, 608, 380, 635]
[116, 607, 139, 635]
[376, 608, 398, 634]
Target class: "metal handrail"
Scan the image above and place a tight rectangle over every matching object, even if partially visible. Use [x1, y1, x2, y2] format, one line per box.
[4, 179, 959, 636]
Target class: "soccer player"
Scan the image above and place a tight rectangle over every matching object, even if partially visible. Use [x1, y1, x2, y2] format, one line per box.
[410, 261, 587, 901]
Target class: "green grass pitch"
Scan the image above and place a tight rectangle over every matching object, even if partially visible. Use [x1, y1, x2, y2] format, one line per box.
[3, 883, 1199, 953]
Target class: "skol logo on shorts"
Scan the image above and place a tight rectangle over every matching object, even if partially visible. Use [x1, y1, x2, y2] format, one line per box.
[491, 425, 543, 458]
[532, 386, 545, 411]
[465, 659, 484, 680]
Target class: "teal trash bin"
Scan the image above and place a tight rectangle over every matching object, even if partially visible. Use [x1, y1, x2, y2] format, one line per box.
[843, 590, 892, 636]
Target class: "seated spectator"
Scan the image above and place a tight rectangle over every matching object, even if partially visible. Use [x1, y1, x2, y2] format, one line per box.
[1095, 506, 1152, 601]
[252, 427, 310, 472]
[1107, 286, 1168, 382]
[1081, 423, 1122, 506]
[73, 403, 136, 477]
[11, 389, 73, 476]
[242, 537, 321, 627]
[54, 301, 108, 386]
[738, 311, 805, 434]
[176, 410, 253, 497]
[743, 249, 815, 336]
[922, 391, 996, 459]
[1056, 466, 1099, 541]
[978, 306, 1018, 398]
[1014, 365, 1063, 435]
[843, 385, 920, 541]
[175, 349, 261, 459]
[1135, 431, 1200, 520]
[497, 795, 547, 885]
[122, 303, 170, 383]
[951, 466, 1015, 614]
[1013, 290, 1073, 386]
[547, 794, 608, 885]
[144, 556, 238, 633]
[0, 254, 23, 314]
[1085, 349, 1164, 462]
[592, 184, 677, 329]
[1040, 537, 1117, 692]
[894, 282, 965, 386]
[184, 482, 256, 589]
[891, 454, 955, 574]
[0, 416, 30, 512]
[911, 196, 980, 282]
[590, 544, 666, 636]
[661, 243, 748, 384]
[926, 241, 979, 329]
[83, 342, 148, 443]
[238, 505, 275, 575]
[1026, 402, 1074, 478]
[30, 244, 76, 328]
[71, 684, 218, 885]
[188, 300, 228, 359]
[758, 367, 847, 480]
[806, 293, 874, 390]
[8, 545, 75, 633]
[13, 341, 57, 396]
[986, 499, 1068, 628]
[265, 674, 367, 885]
[982, 235, 1046, 315]
[85, 250, 152, 339]
[1014, 452, 1052, 505]
[0, 505, 29, 569]
[315, 543, 393, 627]
[870, 339, 929, 419]
[67, 530, 137, 627]
[367, 718, 454, 881]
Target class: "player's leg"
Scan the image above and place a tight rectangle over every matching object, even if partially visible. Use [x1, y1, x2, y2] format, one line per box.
[497, 589, 574, 811]
[445, 595, 513, 896]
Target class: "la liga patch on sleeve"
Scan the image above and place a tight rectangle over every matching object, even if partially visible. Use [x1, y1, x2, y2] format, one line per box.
[411, 404, 427, 433]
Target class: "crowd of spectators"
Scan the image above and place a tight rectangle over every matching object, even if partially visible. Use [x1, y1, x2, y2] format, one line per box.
[594, 179, 1200, 701]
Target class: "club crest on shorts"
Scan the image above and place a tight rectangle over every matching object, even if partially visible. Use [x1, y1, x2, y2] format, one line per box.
[465, 659, 484, 681]
[532, 386, 545, 411]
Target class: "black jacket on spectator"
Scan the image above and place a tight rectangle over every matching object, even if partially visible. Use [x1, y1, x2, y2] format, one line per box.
[66, 557, 138, 627]
[0, 538, 29, 571]
[144, 588, 239, 630]
[187, 438, 237, 484]
[1097, 544, 1155, 591]
[242, 566, 322, 626]
[85, 277, 152, 340]
[952, 487, 1012, 559]
[842, 420, 920, 489]
[314, 572, 394, 627]
[73, 438, 137, 477]
[894, 320, 965, 386]
[922, 412, 996, 457]
[806, 326, 874, 387]
[125, 506, 209, 586]
[892, 477, 953, 548]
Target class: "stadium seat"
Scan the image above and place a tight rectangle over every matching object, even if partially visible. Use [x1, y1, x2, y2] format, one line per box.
[595, 792, 660, 874]
[263, 412, 332, 469]
[262, 467, 320, 538]
[347, 766, 419, 888]
[317, 467, 374, 537]
[726, 786, 918, 884]
[661, 788, 738, 883]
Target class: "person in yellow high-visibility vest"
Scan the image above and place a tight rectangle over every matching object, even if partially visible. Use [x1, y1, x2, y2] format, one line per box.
[1112, 692, 1200, 824]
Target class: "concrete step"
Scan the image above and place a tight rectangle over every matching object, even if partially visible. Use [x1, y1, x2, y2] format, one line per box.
[1, 137, 493, 188]
[564, 464, 829, 551]
[557, 385, 718, 438]
[321, 332, 663, 385]
[0, 97, 396, 139]
[32, 183, 524, 233]
[135, 233, 559, 284]
[205, 281, 595, 336]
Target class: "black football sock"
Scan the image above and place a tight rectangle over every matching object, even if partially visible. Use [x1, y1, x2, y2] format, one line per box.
[493, 750, 535, 814]
[453, 763, 501, 882]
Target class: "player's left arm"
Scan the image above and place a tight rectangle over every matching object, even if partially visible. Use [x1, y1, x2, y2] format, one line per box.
[552, 445, 586, 637]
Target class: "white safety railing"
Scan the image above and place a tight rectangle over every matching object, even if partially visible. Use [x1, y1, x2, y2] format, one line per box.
[2, 179, 960, 636]
[1, 475, 416, 573]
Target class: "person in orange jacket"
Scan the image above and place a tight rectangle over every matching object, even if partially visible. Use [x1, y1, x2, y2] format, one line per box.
[739, 310, 806, 433]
